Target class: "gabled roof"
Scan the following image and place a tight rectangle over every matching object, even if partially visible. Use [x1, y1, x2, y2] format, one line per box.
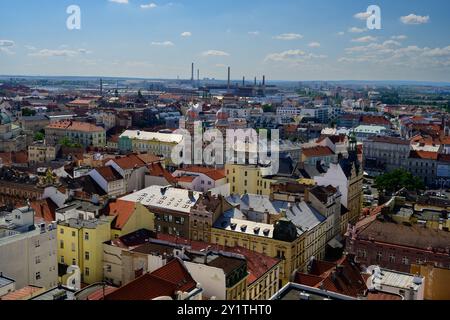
[104, 258, 197, 300]
[147, 162, 177, 184]
[94, 166, 123, 182]
[31, 198, 58, 223]
[105, 200, 137, 230]
[111, 154, 146, 170]
[302, 146, 334, 158]
[178, 166, 226, 181]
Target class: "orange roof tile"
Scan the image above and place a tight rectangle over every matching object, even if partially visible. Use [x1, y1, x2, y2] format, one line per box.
[31, 198, 58, 223]
[111, 154, 146, 170]
[46, 120, 104, 133]
[180, 166, 226, 181]
[104, 258, 196, 300]
[106, 200, 136, 230]
[0, 286, 43, 300]
[302, 146, 334, 158]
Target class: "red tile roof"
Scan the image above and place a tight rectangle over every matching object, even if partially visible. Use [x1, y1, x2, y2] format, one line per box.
[155, 234, 280, 286]
[361, 115, 391, 126]
[302, 146, 334, 158]
[409, 150, 439, 160]
[95, 166, 123, 182]
[31, 198, 58, 223]
[294, 255, 368, 298]
[0, 286, 43, 300]
[111, 154, 146, 170]
[46, 120, 104, 133]
[147, 162, 177, 184]
[105, 200, 136, 230]
[104, 258, 197, 300]
[179, 166, 226, 181]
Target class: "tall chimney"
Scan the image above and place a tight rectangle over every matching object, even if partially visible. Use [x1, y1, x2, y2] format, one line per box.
[100, 78, 103, 97]
[254, 77, 257, 86]
[197, 69, 200, 87]
[191, 63, 194, 81]
[227, 67, 231, 92]
[263, 75, 266, 86]
[242, 76, 245, 86]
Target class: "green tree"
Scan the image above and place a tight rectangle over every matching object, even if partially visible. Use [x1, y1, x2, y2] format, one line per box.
[375, 169, 425, 194]
[22, 108, 36, 117]
[59, 137, 82, 148]
[34, 131, 45, 141]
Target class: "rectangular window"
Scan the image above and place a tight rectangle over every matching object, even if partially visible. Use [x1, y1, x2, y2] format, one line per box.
[84, 232, 89, 241]
[85, 251, 90, 261]
[35, 256, 41, 264]
[35, 272, 41, 280]
[60, 228, 64, 234]
[85, 267, 90, 276]
[60, 240, 64, 249]
[72, 231, 76, 237]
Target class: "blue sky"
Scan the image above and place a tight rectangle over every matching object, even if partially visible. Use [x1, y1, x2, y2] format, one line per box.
[1, 0, 450, 81]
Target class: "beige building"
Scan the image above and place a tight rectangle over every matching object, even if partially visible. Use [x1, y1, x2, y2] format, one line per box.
[45, 120, 106, 147]
[28, 143, 58, 164]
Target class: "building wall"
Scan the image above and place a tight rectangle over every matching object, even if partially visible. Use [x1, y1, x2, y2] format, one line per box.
[185, 261, 227, 300]
[210, 228, 304, 283]
[102, 242, 124, 287]
[111, 203, 155, 239]
[410, 264, 450, 300]
[247, 264, 281, 300]
[57, 219, 111, 285]
[225, 164, 272, 196]
[0, 225, 58, 290]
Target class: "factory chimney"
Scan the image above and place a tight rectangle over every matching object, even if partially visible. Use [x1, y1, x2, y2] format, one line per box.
[100, 78, 103, 97]
[227, 66, 231, 92]
[191, 63, 194, 82]
[242, 76, 245, 87]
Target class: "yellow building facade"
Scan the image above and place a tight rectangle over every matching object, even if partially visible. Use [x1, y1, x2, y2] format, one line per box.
[225, 164, 274, 196]
[211, 227, 305, 284]
[411, 264, 450, 300]
[57, 217, 112, 285]
[109, 201, 155, 240]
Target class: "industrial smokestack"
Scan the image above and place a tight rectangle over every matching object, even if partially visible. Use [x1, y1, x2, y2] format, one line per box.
[191, 63, 194, 81]
[100, 78, 103, 97]
[254, 77, 257, 86]
[242, 76, 245, 86]
[197, 69, 200, 87]
[263, 75, 266, 86]
[227, 67, 231, 91]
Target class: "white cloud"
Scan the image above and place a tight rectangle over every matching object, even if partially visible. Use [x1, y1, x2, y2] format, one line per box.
[181, 31, 192, 37]
[341, 41, 450, 69]
[109, 0, 129, 4]
[29, 48, 91, 57]
[265, 49, 326, 62]
[151, 41, 174, 46]
[308, 42, 321, 48]
[337, 31, 345, 36]
[248, 31, 260, 36]
[400, 14, 430, 25]
[354, 11, 371, 20]
[348, 27, 366, 33]
[201, 50, 230, 57]
[391, 35, 408, 40]
[0, 40, 15, 47]
[352, 36, 377, 43]
[140, 3, 157, 9]
[274, 33, 303, 40]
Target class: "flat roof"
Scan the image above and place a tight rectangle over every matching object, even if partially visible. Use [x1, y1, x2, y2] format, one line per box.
[0, 274, 15, 288]
[120, 186, 200, 214]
